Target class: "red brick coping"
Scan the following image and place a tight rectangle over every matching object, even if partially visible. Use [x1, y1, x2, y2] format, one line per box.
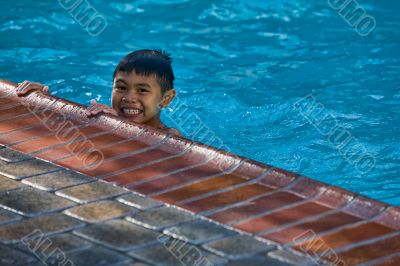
[1, 79, 399, 265]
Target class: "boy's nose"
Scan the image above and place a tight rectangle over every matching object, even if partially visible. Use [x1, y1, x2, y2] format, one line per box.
[122, 92, 139, 102]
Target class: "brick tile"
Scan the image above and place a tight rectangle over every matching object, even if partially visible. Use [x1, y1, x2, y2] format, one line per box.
[22, 169, 94, 192]
[0, 105, 31, 121]
[66, 246, 132, 266]
[203, 234, 275, 259]
[378, 255, 400, 266]
[163, 219, 237, 244]
[129, 164, 226, 195]
[0, 213, 84, 244]
[0, 114, 42, 136]
[0, 187, 76, 217]
[129, 240, 227, 266]
[74, 219, 159, 251]
[64, 200, 137, 223]
[0, 147, 32, 162]
[0, 174, 25, 192]
[313, 186, 355, 208]
[127, 206, 194, 230]
[0, 244, 37, 265]
[154, 174, 248, 204]
[104, 151, 203, 186]
[259, 167, 299, 189]
[0, 158, 61, 180]
[299, 222, 394, 254]
[234, 202, 332, 234]
[0, 208, 21, 225]
[262, 211, 361, 244]
[343, 196, 387, 219]
[10, 121, 86, 154]
[56, 181, 127, 203]
[35, 131, 125, 162]
[0, 124, 49, 146]
[180, 184, 273, 213]
[117, 193, 163, 210]
[103, 142, 213, 185]
[208, 191, 303, 224]
[374, 207, 400, 230]
[286, 177, 327, 198]
[323, 234, 400, 265]
[56, 140, 161, 175]
[232, 159, 271, 179]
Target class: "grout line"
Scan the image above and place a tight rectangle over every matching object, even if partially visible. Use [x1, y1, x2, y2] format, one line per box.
[176, 166, 271, 205]
[257, 195, 356, 236]
[50, 128, 147, 163]
[75, 134, 174, 171]
[327, 230, 400, 257]
[123, 152, 231, 189]
[357, 252, 400, 266]
[148, 159, 249, 197]
[197, 175, 308, 219]
[284, 205, 391, 249]
[100, 142, 195, 180]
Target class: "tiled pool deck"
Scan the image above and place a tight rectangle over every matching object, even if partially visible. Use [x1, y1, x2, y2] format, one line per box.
[0, 79, 399, 266]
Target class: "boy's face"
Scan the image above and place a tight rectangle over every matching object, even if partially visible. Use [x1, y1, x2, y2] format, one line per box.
[112, 71, 175, 126]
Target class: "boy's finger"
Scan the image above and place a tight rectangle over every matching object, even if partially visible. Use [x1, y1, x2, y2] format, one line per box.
[42, 86, 50, 95]
[90, 99, 97, 105]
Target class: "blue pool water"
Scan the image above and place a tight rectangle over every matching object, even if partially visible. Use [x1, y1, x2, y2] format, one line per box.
[1, 0, 399, 205]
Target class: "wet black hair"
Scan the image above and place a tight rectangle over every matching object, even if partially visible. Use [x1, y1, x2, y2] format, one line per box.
[113, 49, 175, 94]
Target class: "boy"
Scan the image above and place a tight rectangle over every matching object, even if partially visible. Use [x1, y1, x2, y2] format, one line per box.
[15, 49, 181, 136]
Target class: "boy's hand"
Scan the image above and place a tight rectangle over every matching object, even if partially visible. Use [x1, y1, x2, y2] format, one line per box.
[85, 99, 118, 117]
[16, 81, 50, 96]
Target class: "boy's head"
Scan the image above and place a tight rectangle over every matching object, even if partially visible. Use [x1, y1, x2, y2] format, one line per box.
[111, 49, 176, 127]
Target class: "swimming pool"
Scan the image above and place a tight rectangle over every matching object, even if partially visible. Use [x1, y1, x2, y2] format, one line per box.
[1, 0, 399, 205]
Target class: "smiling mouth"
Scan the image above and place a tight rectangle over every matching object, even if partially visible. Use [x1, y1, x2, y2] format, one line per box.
[121, 107, 144, 117]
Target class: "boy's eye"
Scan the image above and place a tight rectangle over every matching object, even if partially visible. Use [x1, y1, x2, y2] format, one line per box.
[115, 86, 126, 91]
[138, 88, 149, 93]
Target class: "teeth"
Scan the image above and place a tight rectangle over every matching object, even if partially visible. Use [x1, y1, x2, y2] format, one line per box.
[123, 108, 142, 115]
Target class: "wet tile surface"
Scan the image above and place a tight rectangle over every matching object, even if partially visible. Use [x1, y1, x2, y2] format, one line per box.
[300, 222, 395, 253]
[65, 200, 136, 223]
[203, 234, 276, 259]
[0, 158, 61, 180]
[0, 208, 21, 225]
[127, 206, 195, 230]
[324, 234, 400, 265]
[129, 240, 227, 266]
[74, 219, 160, 251]
[117, 192, 163, 210]
[0, 187, 76, 217]
[56, 181, 127, 203]
[0, 174, 26, 192]
[163, 219, 237, 244]
[181, 183, 273, 213]
[0, 244, 37, 265]
[234, 201, 332, 234]
[66, 246, 133, 266]
[0, 147, 32, 162]
[22, 169, 94, 192]
[0, 213, 84, 244]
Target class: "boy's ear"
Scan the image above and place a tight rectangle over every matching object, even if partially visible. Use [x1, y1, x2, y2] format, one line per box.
[161, 88, 176, 107]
